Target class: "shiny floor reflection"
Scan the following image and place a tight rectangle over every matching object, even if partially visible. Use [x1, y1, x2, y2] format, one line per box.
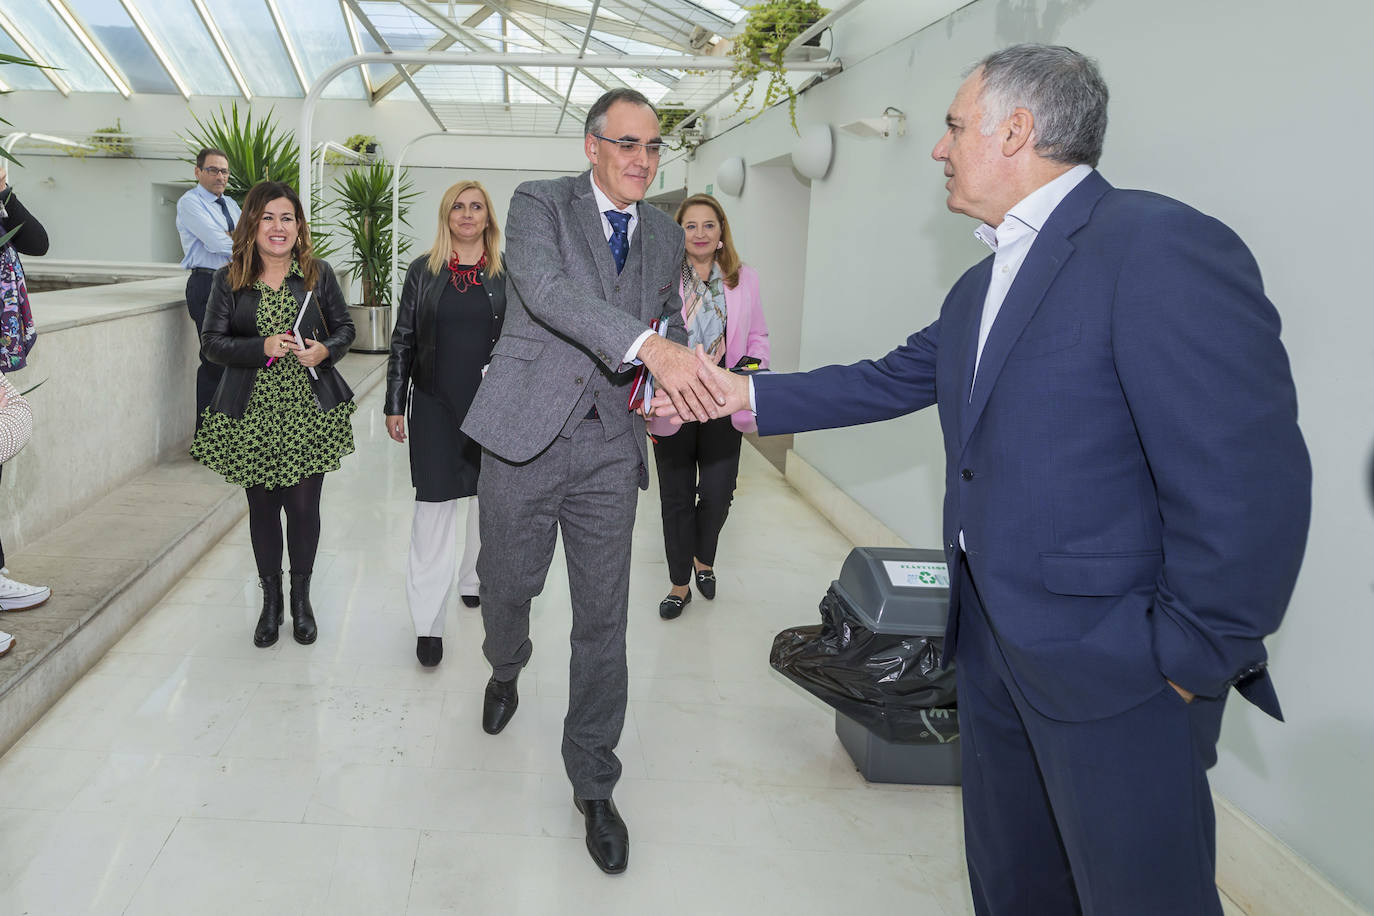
[0, 382, 975, 916]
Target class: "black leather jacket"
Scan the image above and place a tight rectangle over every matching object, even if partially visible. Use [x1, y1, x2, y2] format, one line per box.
[201, 259, 356, 419]
[385, 253, 507, 416]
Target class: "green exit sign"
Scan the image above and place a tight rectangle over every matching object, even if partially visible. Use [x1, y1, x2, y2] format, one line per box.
[705, 183, 713, 195]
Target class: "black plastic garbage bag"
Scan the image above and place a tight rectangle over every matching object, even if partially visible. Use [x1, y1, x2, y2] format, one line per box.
[770, 585, 957, 744]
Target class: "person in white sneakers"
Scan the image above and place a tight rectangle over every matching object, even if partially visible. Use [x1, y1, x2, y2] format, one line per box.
[0, 629, 13, 657]
[1, 375, 50, 610]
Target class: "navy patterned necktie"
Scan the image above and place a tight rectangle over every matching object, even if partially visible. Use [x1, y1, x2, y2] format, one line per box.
[216, 196, 235, 233]
[604, 209, 630, 273]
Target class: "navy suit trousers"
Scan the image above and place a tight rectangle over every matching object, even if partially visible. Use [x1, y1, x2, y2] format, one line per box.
[186, 269, 224, 430]
[956, 563, 1226, 916]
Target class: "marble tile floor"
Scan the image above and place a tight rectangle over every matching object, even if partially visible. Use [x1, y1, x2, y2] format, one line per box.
[0, 381, 1247, 916]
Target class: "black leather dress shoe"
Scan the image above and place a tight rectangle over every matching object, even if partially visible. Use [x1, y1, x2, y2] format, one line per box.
[694, 568, 716, 600]
[460, 594, 481, 608]
[416, 636, 443, 668]
[659, 590, 691, 620]
[482, 676, 519, 734]
[574, 796, 628, 874]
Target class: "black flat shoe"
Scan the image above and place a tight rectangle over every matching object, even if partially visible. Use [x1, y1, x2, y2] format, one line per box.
[460, 594, 481, 608]
[482, 676, 519, 734]
[416, 636, 443, 668]
[574, 796, 628, 874]
[658, 590, 691, 620]
[253, 573, 283, 648]
[694, 568, 716, 600]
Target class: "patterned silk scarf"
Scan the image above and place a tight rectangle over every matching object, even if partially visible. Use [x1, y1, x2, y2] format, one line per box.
[680, 259, 727, 363]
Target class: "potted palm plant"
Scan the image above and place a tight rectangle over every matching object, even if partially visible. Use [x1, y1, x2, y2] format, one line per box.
[329, 162, 418, 352]
[180, 103, 300, 203]
[729, 0, 828, 130]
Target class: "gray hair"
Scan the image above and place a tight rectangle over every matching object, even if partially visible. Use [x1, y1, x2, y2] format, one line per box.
[970, 44, 1108, 167]
[584, 88, 658, 137]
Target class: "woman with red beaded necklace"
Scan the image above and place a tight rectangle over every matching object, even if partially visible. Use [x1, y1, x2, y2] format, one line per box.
[385, 180, 506, 668]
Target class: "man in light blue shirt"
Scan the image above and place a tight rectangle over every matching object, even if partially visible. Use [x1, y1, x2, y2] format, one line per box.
[176, 148, 240, 430]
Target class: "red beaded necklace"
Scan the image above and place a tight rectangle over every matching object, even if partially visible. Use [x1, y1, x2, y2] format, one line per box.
[447, 251, 487, 292]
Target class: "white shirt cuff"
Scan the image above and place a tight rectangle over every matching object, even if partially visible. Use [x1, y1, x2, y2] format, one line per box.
[748, 376, 758, 414]
[624, 329, 655, 366]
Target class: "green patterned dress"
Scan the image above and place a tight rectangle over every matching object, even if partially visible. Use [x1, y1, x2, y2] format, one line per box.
[190, 264, 356, 489]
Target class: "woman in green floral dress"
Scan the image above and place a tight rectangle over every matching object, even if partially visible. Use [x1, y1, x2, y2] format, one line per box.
[191, 181, 356, 649]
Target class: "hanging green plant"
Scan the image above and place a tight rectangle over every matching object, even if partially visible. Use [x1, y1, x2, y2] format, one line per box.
[89, 118, 133, 157]
[179, 102, 301, 203]
[658, 107, 693, 135]
[728, 0, 828, 131]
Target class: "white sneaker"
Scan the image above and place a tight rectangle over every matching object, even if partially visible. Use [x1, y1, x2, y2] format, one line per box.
[0, 629, 13, 657]
[0, 569, 50, 611]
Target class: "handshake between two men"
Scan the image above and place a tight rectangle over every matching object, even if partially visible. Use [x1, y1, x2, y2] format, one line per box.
[637, 334, 751, 424]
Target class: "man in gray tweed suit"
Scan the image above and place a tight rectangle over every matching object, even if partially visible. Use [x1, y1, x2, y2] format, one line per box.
[461, 88, 725, 875]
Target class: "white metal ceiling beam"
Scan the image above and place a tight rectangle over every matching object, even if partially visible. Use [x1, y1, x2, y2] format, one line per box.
[263, 0, 310, 94]
[45, 0, 132, 97]
[395, 0, 590, 120]
[368, 3, 492, 102]
[299, 51, 840, 217]
[0, 8, 72, 95]
[339, 0, 373, 96]
[468, 0, 633, 93]
[191, 0, 251, 100]
[555, 0, 601, 133]
[116, 0, 191, 98]
[341, 0, 446, 129]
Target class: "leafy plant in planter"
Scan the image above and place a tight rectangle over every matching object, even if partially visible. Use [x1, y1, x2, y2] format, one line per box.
[729, 0, 828, 130]
[180, 102, 300, 202]
[331, 162, 418, 309]
[89, 118, 133, 157]
[324, 133, 378, 166]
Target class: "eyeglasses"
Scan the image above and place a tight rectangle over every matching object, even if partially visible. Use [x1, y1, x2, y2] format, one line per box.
[200, 166, 230, 177]
[590, 133, 665, 158]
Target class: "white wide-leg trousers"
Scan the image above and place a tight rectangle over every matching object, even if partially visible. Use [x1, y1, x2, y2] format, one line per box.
[406, 496, 481, 637]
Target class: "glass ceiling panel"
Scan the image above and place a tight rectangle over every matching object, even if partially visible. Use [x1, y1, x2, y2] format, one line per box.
[0, 0, 117, 92]
[127, 0, 237, 95]
[0, 30, 57, 92]
[410, 64, 504, 107]
[277, 0, 365, 100]
[201, 0, 301, 98]
[65, 0, 176, 93]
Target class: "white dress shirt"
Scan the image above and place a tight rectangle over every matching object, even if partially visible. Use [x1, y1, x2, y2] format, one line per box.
[970, 164, 1092, 392]
[588, 176, 653, 364]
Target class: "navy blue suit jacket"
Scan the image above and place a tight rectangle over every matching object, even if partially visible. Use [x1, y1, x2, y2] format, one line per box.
[756, 171, 1310, 723]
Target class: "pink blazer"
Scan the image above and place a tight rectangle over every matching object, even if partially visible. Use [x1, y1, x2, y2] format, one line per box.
[649, 263, 770, 435]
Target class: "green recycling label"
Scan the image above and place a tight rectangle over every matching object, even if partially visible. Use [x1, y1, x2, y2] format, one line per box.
[882, 560, 950, 589]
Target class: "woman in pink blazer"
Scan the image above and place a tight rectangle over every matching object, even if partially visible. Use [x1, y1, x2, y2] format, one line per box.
[648, 194, 769, 619]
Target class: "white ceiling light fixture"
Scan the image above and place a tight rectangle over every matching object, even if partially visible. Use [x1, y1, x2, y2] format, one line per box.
[716, 156, 745, 197]
[792, 123, 833, 181]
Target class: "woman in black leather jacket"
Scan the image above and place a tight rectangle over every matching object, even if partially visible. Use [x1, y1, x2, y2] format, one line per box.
[191, 181, 356, 649]
[385, 180, 505, 668]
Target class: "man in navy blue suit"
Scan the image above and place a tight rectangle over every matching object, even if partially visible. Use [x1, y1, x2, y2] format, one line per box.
[656, 44, 1310, 915]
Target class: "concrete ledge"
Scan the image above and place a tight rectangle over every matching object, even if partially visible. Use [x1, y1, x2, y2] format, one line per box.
[0, 354, 387, 756]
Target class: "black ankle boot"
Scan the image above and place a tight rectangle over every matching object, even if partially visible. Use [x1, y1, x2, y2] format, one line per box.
[254, 573, 283, 648]
[289, 572, 317, 645]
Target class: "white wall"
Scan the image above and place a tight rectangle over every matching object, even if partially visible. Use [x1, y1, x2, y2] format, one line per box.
[0, 92, 586, 268]
[681, 0, 1374, 907]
